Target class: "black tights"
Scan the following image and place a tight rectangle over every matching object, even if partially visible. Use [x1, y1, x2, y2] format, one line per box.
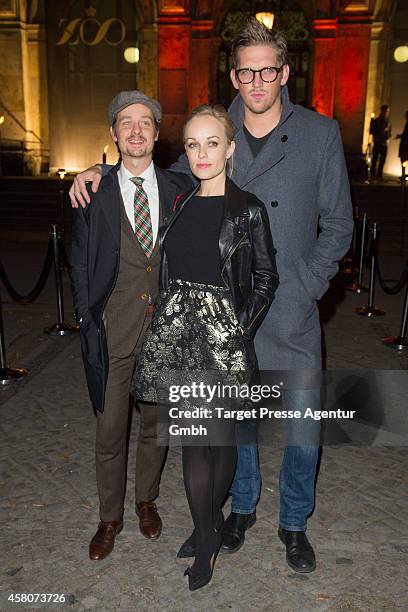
[182, 443, 236, 573]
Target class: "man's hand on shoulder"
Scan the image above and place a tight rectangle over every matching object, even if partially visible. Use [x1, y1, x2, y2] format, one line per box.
[69, 165, 103, 208]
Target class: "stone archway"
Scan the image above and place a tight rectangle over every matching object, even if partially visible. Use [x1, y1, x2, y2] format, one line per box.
[137, 0, 158, 99]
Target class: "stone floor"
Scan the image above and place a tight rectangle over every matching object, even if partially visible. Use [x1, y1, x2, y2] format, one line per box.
[0, 242, 407, 611]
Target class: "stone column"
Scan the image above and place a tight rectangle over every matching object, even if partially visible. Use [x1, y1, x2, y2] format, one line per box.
[138, 24, 158, 100]
[190, 20, 214, 108]
[210, 35, 222, 104]
[157, 1, 191, 165]
[311, 19, 338, 117]
[21, 22, 49, 174]
[362, 20, 390, 154]
[0, 1, 48, 175]
[333, 12, 372, 155]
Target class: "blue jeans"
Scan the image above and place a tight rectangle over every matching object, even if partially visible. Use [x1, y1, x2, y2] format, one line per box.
[230, 389, 320, 530]
[229, 419, 261, 514]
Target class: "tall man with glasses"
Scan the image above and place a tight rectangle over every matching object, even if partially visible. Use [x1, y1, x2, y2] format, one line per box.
[215, 19, 352, 572]
[69, 19, 353, 573]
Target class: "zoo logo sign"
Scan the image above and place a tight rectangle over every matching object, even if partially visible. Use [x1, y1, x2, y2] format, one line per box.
[56, 17, 126, 46]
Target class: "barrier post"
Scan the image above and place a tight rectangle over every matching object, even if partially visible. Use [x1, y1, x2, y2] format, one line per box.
[383, 283, 408, 350]
[0, 288, 28, 385]
[400, 169, 407, 256]
[354, 223, 386, 317]
[44, 225, 79, 336]
[347, 212, 368, 293]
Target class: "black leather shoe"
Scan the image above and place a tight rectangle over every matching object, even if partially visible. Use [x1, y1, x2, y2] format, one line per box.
[278, 527, 316, 573]
[177, 512, 224, 559]
[220, 512, 256, 554]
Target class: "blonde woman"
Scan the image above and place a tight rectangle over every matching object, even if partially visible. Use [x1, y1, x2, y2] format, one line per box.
[133, 105, 279, 590]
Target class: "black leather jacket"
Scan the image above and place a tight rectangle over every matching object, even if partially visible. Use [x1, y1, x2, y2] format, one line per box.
[159, 178, 279, 339]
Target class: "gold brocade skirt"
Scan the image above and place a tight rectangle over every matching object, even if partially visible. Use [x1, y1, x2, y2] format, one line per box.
[132, 279, 258, 405]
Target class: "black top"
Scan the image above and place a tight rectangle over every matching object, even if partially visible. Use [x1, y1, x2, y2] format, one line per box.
[243, 124, 274, 157]
[164, 195, 224, 285]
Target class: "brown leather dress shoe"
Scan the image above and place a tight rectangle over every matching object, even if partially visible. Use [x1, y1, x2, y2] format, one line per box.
[136, 501, 162, 539]
[89, 520, 123, 560]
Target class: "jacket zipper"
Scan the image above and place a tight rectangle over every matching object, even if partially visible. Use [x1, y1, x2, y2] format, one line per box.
[221, 233, 247, 288]
[245, 303, 268, 335]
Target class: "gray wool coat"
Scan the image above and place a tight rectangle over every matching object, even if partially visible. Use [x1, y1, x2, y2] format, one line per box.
[171, 86, 354, 370]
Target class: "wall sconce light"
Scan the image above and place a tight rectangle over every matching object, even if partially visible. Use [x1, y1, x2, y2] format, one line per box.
[124, 47, 140, 64]
[394, 46, 408, 63]
[0, 115, 5, 125]
[255, 12, 275, 30]
[57, 168, 66, 179]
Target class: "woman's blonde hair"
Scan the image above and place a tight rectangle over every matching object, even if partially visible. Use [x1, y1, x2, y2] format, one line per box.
[183, 104, 236, 176]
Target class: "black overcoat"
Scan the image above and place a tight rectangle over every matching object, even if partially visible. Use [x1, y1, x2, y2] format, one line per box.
[69, 164, 193, 410]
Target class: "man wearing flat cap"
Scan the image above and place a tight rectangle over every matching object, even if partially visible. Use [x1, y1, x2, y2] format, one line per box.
[70, 91, 192, 560]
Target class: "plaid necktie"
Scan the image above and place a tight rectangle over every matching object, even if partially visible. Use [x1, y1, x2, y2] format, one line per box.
[130, 177, 153, 257]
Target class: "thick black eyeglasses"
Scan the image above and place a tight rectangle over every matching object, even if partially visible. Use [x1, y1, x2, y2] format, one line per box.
[235, 66, 283, 84]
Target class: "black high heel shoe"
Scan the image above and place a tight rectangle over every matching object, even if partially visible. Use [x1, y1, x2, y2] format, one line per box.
[177, 511, 224, 559]
[184, 524, 223, 591]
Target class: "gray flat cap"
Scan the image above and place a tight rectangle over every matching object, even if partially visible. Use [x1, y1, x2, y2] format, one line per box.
[108, 90, 162, 126]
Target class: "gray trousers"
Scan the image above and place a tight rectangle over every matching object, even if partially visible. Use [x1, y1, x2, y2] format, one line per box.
[95, 317, 167, 522]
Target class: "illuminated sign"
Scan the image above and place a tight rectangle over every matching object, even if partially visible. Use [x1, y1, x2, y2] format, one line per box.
[56, 7, 126, 46]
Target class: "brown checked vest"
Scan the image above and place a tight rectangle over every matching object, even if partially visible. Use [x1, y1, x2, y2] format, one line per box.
[103, 193, 162, 358]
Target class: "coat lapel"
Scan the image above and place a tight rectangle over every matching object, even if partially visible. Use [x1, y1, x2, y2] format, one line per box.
[99, 166, 121, 248]
[219, 178, 249, 267]
[232, 128, 254, 187]
[239, 133, 286, 187]
[223, 177, 249, 218]
[155, 165, 177, 221]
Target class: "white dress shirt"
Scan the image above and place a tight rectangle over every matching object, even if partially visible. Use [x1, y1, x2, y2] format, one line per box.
[117, 160, 160, 246]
